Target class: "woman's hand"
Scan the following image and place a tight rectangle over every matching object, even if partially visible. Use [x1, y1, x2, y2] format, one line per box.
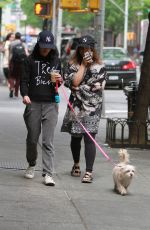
[91, 83, 102, 92]
[91, 81, 106, 92]
[82, 51, 93, 66]
[23, 96, 31, 104]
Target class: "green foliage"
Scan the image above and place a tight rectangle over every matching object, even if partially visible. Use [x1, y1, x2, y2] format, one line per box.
[62, 0, 94, 29]
[0, 0, 11, 8]
[63, 0, 150, 36]
[19, 0, 150, 35]
[63, 11, 94, 29]
[105, 0, 124, 36]
[105, 0, 143, 35]
[21, 0, 43, 28]
[21, 0, 94, 29]
[141, 0, 150, 19]
[128, 0, 145, 24]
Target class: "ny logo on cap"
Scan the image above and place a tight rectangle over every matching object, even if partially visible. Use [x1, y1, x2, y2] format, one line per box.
[46, 36, 51, 42]
[82, 38, 87, 43]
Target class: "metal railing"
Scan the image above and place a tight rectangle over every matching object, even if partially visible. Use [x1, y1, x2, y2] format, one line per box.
[106, 118, 150, 148]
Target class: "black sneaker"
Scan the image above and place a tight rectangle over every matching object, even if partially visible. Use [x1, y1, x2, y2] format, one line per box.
[9, 90, 13, 98]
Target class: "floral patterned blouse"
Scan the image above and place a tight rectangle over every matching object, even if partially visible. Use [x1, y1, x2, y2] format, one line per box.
[61, 62, 107, 136]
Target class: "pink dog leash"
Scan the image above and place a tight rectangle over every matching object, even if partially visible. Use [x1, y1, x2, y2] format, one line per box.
[61, 84, 112, 162]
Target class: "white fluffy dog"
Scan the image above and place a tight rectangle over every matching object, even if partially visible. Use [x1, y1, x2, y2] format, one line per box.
[113, 149, 135, 195]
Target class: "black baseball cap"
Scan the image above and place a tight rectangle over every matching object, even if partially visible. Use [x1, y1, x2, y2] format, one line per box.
[77, 35, 96, 48]
[37, 30, 55, 49]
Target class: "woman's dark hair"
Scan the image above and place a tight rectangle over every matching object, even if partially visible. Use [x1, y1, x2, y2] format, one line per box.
[31, 43, 59, 64]
[15, 32, 21, 39]
[4, 33, 14, 41]
[71, 47, 102, 65]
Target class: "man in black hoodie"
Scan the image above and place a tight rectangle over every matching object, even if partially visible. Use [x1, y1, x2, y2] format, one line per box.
[20, 30, 62, 186]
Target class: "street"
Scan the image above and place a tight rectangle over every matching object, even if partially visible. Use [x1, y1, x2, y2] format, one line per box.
[105, 88, 127, 118]
[0, 84, 150, 229]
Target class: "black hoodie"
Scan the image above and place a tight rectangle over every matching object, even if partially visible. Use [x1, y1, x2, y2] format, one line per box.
[20, 44, 61, 102]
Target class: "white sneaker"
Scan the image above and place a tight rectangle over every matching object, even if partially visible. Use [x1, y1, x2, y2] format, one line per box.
[44, 174, 55, 186]
[24, 166, 35, 179]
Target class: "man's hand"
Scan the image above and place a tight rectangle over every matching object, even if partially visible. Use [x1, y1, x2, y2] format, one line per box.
[55, 73, 63, 83]
[23, 96, 31, 104]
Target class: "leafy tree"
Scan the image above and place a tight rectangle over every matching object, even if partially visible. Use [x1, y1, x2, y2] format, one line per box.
[20, 0, 94, 30]
[62, 0, 149, 41]
[0, 0, 12, 39]
[105, 0, 145, 44]
[62, 0, 94, 29]
[0, 0, 12, 8]
[105, 0, 124, 39]
[62, 11, 94, 29]
[141, 0, 150, 19]
[19, 0, 150, 37]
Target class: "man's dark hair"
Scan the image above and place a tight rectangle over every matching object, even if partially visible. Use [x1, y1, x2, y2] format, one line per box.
[31, 43, 59, 65]
[15, 32, 21, 39]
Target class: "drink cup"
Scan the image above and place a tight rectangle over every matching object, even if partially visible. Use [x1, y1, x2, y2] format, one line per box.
[50, 70, 60, 82]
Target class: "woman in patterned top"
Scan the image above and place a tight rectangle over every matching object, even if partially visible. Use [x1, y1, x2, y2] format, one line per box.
[61, 35, 107, 183]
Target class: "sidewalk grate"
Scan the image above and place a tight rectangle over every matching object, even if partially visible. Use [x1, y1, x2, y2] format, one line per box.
[0, 161, 41, 171]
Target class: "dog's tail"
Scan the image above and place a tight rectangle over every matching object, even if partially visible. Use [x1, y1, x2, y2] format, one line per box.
[119, 149, 130, 163]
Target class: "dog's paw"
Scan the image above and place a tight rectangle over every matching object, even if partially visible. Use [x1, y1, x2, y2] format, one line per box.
[120, 188, 127, 196]
[115, 186, 127, 195]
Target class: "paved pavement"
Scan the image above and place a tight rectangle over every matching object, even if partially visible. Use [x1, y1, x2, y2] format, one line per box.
[0, 85, 150, 230]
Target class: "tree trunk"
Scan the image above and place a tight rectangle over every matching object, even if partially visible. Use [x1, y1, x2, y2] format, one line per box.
[129, 13, 150, 145]
[0, 8, 2, 40]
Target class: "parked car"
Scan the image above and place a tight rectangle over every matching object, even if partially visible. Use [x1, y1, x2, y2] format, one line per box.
[103, 47, 137, 88]
[62, 42, 137, 88]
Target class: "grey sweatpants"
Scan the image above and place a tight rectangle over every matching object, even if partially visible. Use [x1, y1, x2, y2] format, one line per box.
[24, 102, 58, 176]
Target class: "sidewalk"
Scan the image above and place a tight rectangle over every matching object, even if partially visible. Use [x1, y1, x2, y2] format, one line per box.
[0, 85, 150, 230]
